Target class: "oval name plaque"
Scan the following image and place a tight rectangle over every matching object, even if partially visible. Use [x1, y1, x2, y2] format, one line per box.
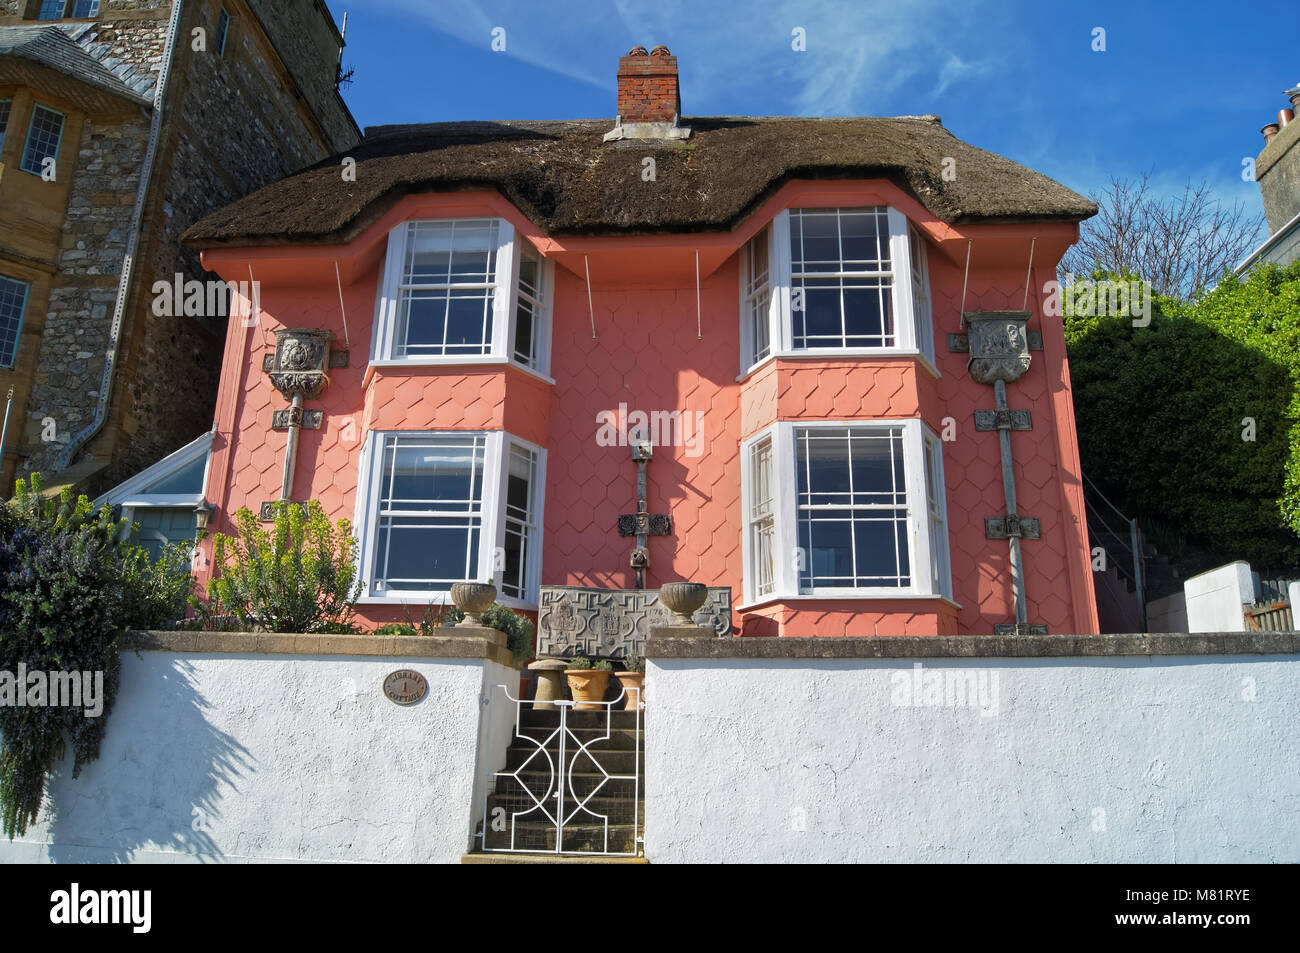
[382, 669, 428, 706]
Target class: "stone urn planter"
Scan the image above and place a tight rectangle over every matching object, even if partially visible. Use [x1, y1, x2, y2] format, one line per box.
[566, 657, 612, 711]
[659, 581, 708, 624]
[450, 581, 497, 626]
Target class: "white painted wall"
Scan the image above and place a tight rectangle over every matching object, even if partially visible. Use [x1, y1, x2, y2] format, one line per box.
[1146, 591, 1188, 632]
[645, 655, 1300, 863]
[0, 652, 518, 864]
[1185, 561, 1254, 632]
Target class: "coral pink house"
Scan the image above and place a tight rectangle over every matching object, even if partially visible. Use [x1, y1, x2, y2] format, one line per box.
[184, 46, 1100, 638]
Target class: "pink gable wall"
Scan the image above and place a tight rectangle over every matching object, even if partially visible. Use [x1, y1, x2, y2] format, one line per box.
[198, 182, 1099, 636]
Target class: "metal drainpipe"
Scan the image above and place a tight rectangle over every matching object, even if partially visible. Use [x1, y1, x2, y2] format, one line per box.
[994, 378, 1028, 625]
[57, 0, 186, 472]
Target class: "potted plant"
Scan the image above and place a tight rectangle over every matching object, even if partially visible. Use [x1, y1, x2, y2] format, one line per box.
[615, 655, 645, 710]
[566, 656, 613, 710]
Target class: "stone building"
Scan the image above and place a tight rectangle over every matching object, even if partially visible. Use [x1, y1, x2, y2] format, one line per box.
[184, 46, 1101, 638]
[1240, 84, 1300, 271]
[0, 0, 359, 512]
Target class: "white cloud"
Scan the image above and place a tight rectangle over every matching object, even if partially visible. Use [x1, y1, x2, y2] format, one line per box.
[362, 0, 988, 116]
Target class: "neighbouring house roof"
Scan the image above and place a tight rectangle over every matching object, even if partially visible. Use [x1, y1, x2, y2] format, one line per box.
[0, 24, 154, 109]
[93, 430, 214, 508]
[182, 115, 1097, 247]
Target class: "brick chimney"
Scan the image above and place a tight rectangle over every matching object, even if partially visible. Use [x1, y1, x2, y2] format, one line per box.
[604, 45, 691, 141]
[1257, 84, 1300, 234]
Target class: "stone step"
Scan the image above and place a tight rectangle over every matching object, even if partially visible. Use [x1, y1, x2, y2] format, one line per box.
[509, 725, 643, 748]
[482, 820, 640, 854]
[505, 747, 642, 773]
[462, 853, 648, 864]
[493, 771, 639, 800]
[485, 790, 644, 820]
[519, 709, 643, 730]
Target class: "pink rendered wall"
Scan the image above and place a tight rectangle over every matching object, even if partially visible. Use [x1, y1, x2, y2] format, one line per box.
[199, 183, 1099, 636]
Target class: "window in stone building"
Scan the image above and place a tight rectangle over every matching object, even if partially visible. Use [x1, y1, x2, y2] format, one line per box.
[0, 100, 10, 154]
[216, 8, 232, 57]
[20, 104, 64, 177]
[35, 0, 97, 17]
[0, 275, 31, 368]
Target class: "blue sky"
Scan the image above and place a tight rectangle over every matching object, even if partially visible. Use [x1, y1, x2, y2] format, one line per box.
[323, 0, 1296, 226]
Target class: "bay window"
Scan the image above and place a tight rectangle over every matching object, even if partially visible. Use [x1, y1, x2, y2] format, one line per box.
[354, 430, 545, 604]
[374, 217, 552, 375]
[740, 206, 936, 372]
[741, 419, 951, 603]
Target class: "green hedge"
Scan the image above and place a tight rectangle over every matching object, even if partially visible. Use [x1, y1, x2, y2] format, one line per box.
[1064, 262, 1300, 573]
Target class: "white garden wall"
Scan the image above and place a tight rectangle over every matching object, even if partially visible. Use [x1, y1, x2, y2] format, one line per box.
[644, 635, 1300, 864]
[0, 632, 518, 864]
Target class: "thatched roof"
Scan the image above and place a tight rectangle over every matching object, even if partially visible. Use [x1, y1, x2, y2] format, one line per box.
[183, 115, 1096, 247]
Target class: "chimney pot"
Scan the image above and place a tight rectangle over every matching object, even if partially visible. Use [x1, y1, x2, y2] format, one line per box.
[1287, 85, 1300, 111]
[628, 45, 648, 56]
[1280, 108, 1294, 128]
[650, 45, 671, 57]
[1263, 121, 1280, 145]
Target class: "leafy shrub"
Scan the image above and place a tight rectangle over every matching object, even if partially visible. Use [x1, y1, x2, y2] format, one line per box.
[373, 622, 417, 636]
[0, 475, 193, 838]
[590, 659, 613, 672]
[436, 602, 534, 663]
[619, 655, 645, 674]
[567, 656, 592, 670]
[1064, 263, 1300, 574]
[197, 501, 363, 633]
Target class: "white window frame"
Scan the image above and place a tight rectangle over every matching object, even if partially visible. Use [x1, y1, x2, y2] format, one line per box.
[353, 429, 546, 608]
[93, 431, 214, 553]
[739, 418, 952, 605]
[372, 217, 553, 378]
[740, 207, 937, 377]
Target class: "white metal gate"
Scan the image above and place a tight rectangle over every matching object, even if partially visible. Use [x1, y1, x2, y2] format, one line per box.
[478, 684, 643, 856]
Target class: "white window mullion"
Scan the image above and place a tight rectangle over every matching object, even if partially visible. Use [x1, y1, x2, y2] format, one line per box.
[771, 211, 793, 354]
[378, 225, 408, 360]
[903, 419, 932, 597]
[492, 222, 515, 361]
[480, 431, 506, 584]
[530, 447, 548, 599]
[353, 432, 379, 594]
[774, 421, 799, 598]
[887, 208, 915, 351]
[538, 259, 555, 376]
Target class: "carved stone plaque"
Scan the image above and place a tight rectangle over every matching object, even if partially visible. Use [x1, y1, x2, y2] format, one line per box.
[617, 513, 672, 537]
[985, 516, 1042, 540]
[537, 586, 732, 659]
[272, 408, 324, 431]
[966, 312, 1032, 384]
[974, 409, 1032, 432]
[266, 328, 333, 400]
[382, 669, 428, 706]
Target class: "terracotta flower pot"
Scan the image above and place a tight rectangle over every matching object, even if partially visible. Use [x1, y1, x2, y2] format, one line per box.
[615, 672, 644, 710]
[566, 670, 611, 711]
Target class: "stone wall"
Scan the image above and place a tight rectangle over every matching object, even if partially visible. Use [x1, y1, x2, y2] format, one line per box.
[3, 0, 359, 493]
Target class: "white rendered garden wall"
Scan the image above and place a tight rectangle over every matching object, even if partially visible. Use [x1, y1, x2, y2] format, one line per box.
[0, 632, 517, 864]
[643, 634, 1300, 864]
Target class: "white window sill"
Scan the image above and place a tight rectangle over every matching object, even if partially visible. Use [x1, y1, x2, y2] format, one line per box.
[356, 591, 539, 613]
[737, 592, 962, 612]
[364, 358, 556, 387]
[737, 348, 940, 383]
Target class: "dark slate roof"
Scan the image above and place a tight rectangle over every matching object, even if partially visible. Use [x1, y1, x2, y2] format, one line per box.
[0, 24, 152, 106]
[183, 115, 1097, 247]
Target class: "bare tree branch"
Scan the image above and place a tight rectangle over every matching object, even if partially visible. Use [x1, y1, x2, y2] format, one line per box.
[1060, 175, 1265, 298]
